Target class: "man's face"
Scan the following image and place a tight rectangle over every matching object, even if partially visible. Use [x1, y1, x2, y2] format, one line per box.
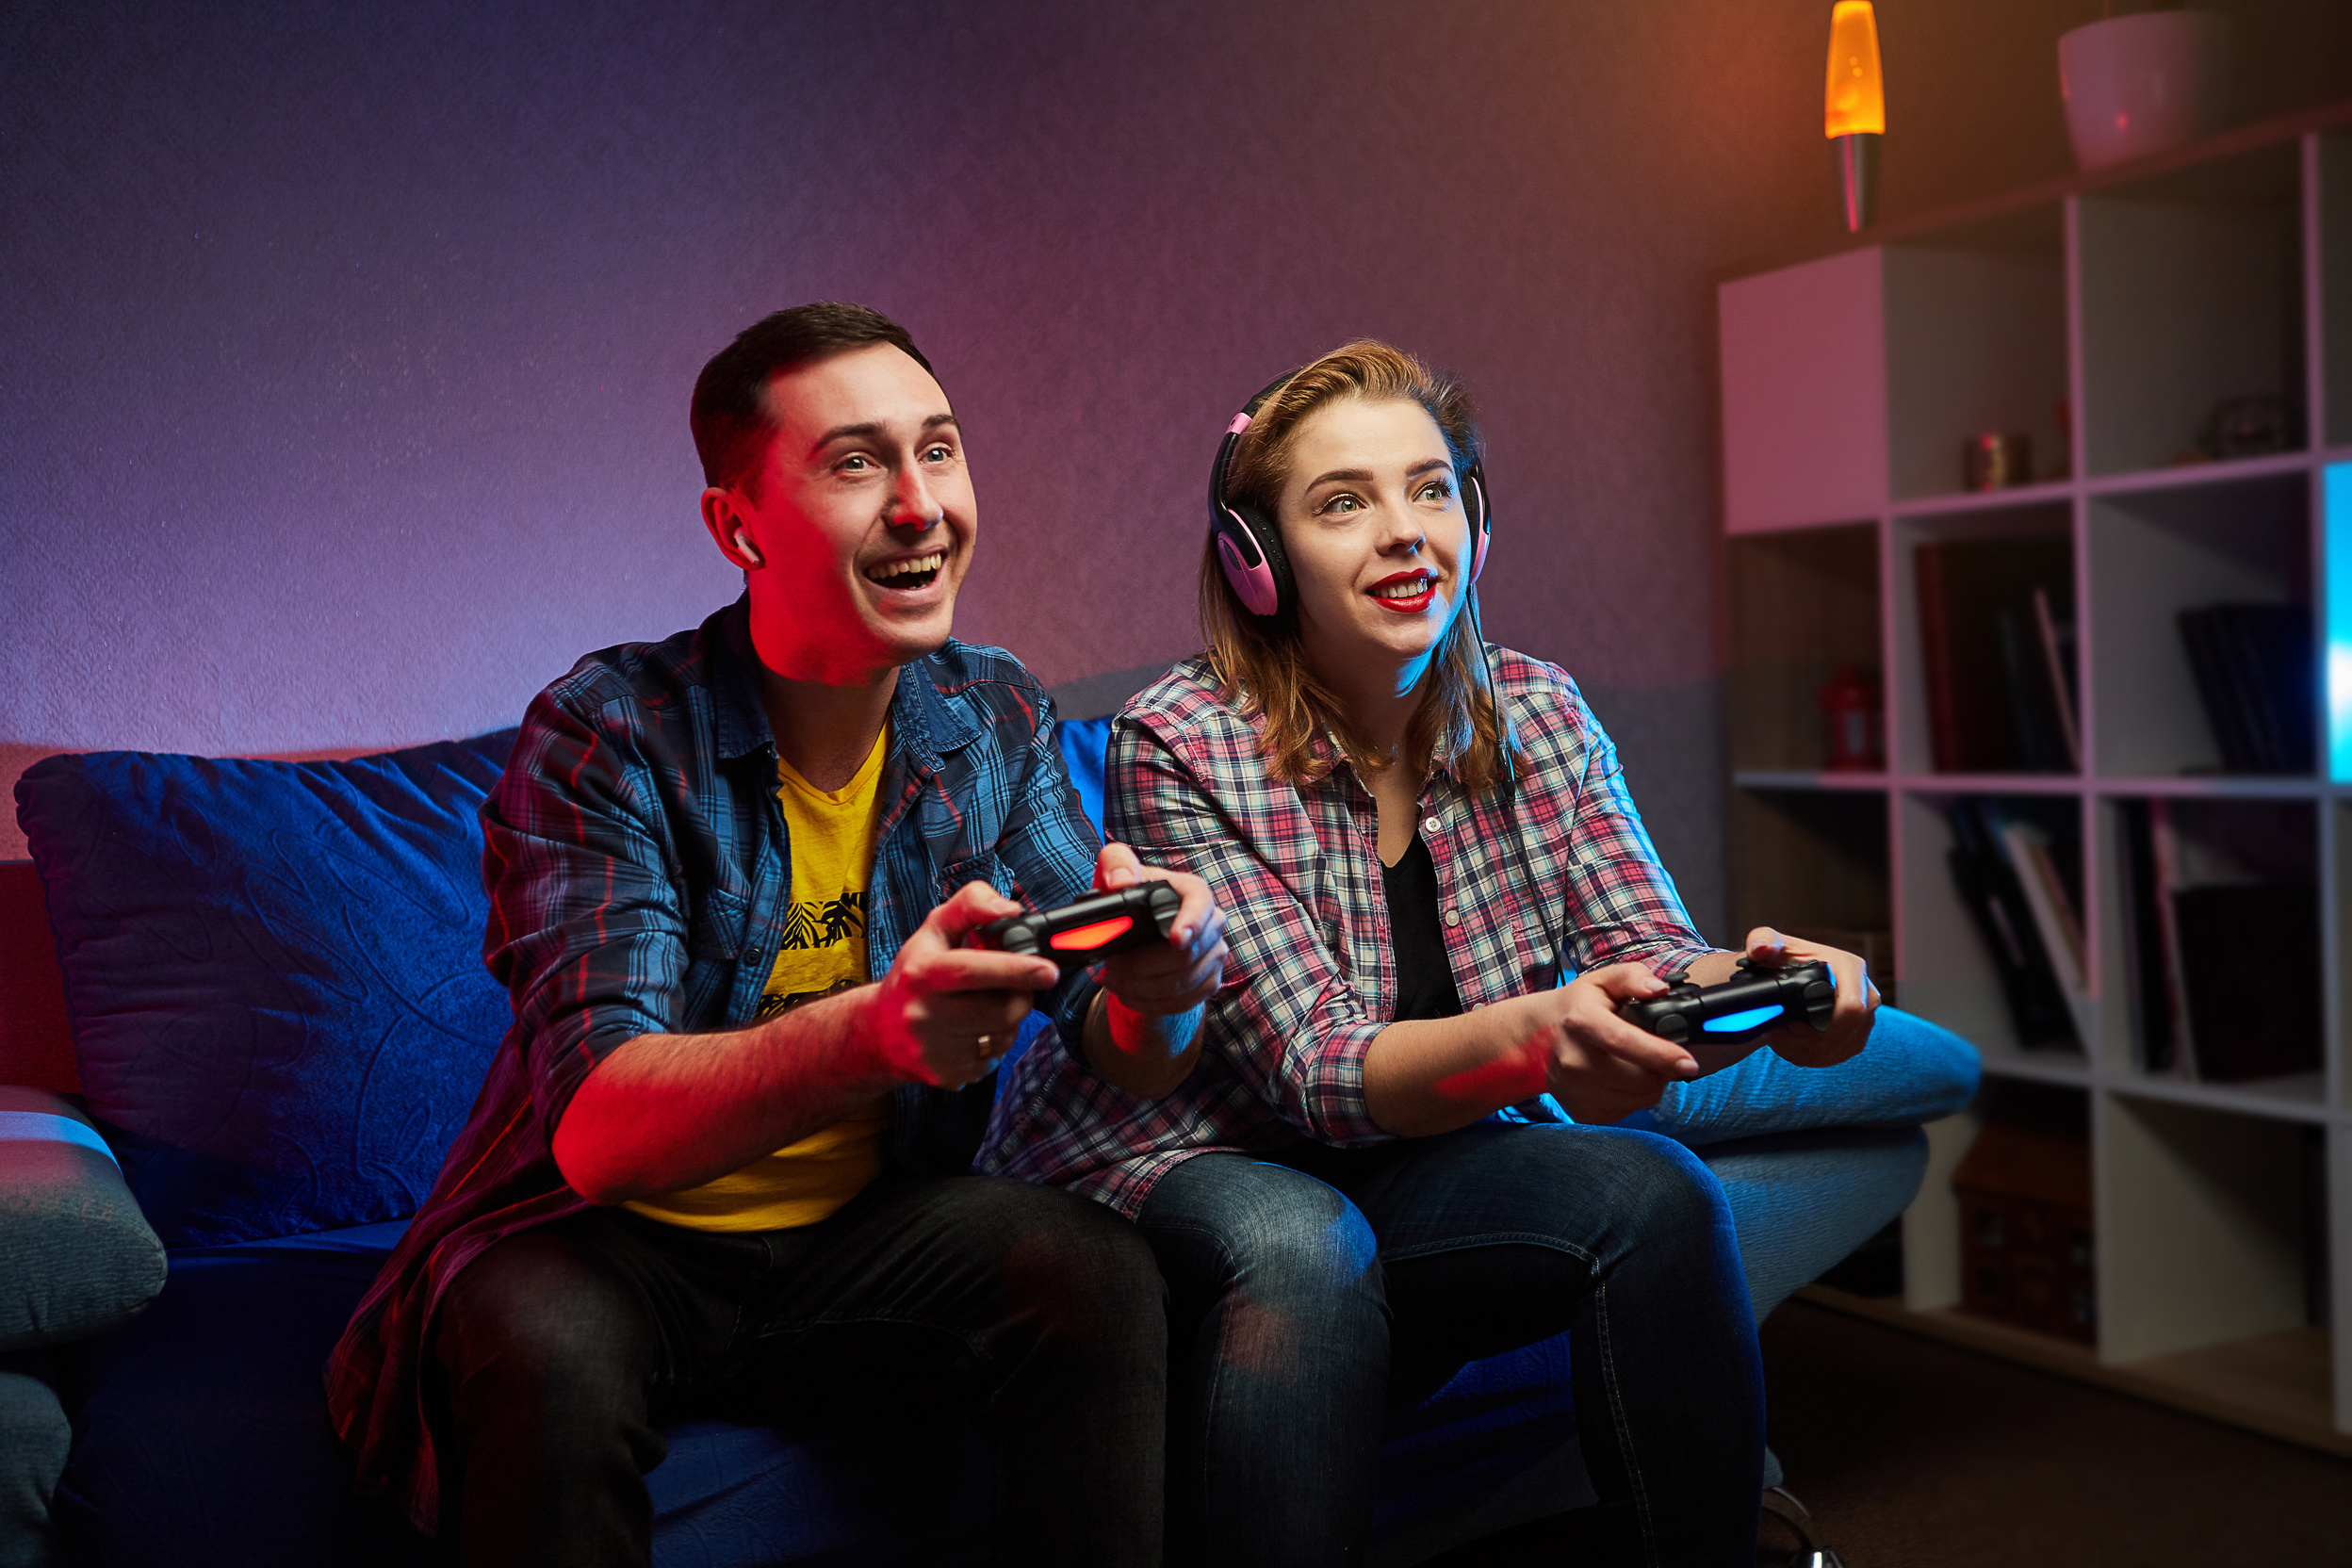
[710, 343, 976, 684]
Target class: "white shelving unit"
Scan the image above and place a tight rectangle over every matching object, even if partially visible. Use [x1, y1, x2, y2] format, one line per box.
[1717, 103, 2352, 1455]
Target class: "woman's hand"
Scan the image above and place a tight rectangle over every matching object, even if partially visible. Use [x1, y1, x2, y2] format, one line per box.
[1744, 926, 1877, 1069]
[1511, 964, 1702, 1125]
[1092, 842, 1228, 1018]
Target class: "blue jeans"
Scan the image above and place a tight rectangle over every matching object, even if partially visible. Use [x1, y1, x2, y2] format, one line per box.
[1135, 1120, 1763, 1568]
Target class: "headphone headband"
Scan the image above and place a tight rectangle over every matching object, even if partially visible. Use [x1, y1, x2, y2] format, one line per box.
[1208, 372, 1492, 621]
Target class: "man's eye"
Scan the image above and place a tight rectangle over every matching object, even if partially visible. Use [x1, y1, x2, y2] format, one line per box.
[841, 454, 872, 471]
[923, 445, 953, 463]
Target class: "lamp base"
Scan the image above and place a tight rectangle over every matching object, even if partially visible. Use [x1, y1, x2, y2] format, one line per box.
[1832, 132, 1880, 232]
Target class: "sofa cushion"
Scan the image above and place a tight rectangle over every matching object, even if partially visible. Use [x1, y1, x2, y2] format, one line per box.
[0, 1087, 165, 1351]
[12, 734, 517, 1248]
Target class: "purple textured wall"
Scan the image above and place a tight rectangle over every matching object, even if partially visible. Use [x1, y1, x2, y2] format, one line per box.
[6, 0, 2345, 931]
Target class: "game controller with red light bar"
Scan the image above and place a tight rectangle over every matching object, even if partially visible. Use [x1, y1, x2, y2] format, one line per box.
[973, 883, 1184, 972]
[1618, 957, 1837, 1074]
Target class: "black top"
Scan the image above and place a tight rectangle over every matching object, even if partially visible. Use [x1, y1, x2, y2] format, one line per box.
[1380, 833, 1464, 1021]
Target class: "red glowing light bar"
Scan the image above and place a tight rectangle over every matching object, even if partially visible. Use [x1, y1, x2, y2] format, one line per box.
[1049, 915, 1135, 952]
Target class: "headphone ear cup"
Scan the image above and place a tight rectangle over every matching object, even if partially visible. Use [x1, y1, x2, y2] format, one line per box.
[1462, 462, 1493, 586]
[1216, 498, 1294, 619]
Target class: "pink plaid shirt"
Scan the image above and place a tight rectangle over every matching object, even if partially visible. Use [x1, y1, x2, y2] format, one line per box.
[981, 648, 1715, 1217]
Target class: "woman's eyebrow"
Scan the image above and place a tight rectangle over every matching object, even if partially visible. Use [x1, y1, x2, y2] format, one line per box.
[1304, 467, 1377, 488]
[1404, 458, 1452, 479]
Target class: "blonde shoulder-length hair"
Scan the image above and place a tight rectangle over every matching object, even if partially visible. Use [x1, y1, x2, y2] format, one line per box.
[1199, 338, 1513, 792]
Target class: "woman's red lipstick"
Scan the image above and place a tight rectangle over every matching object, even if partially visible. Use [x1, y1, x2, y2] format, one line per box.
[1367, 570, 1437, 613]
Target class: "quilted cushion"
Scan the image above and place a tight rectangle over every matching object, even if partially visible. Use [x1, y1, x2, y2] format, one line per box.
[0, 1087, 165, 1350]
[12, 734, 516, 1248]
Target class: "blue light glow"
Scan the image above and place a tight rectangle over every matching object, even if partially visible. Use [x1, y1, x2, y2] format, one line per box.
[1703, 1003, 1786, 1035]
[2331, 465, 2352, 782]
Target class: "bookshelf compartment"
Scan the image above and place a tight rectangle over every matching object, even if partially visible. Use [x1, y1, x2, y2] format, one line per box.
[1724, 524, 1881, 773]
[1894, 503, 2078, 777]
[1882, 214, 2069, 500]
[2099, 1093, 2317, 1369]
[2088, 472, 2313, 778]
[1726, 786, 1890, 992]
[2078, 145, 2308, 479]
[1899, 787, 2090, 1070]
[2104, 796, 2323, 1103]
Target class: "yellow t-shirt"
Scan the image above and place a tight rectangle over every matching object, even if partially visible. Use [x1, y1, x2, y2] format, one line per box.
[625, 727, 894, 1232]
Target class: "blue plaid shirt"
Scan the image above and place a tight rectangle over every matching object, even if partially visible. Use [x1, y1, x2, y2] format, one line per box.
[327, 596, 1103, 1528]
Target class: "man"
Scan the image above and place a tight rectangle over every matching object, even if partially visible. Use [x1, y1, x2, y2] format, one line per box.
[327, 302, 1227, 1567]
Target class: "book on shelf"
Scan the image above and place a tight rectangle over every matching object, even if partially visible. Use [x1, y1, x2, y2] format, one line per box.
[2176, 603, 2314, 774]
[1945, 797, 2080, 1049]
[2114, 798, 2188, 1075]
[1915, 538, 2076, 774]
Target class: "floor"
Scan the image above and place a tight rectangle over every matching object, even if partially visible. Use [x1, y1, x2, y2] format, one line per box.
[1428, 1297, 2352, 1565]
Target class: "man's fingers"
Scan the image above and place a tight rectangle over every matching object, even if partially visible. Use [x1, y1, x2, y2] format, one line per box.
[926, 878, 1026, 944]
[920, 945, 1061, 995]
[1580, 962, 1671, 1002]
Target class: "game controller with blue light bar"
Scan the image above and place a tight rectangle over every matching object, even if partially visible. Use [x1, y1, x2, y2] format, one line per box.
[973, 882, 1184, 972]
[1618, 957, 1838, 1074]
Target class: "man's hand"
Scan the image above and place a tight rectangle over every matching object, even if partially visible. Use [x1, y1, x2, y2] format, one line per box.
[1092, 842, 1228, 1019]
[1744, 926, 1877, 1068]
[868, 880, 1061, 1089]
[1511, 963, 1701, 1125]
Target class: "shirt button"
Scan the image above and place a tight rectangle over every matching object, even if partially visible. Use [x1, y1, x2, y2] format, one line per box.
[1444, 907, 1461, 927]
[1422, 815, 1442, 834]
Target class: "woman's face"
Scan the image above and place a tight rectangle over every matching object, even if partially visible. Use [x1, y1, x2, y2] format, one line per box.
[1275, 396, 1471, 688]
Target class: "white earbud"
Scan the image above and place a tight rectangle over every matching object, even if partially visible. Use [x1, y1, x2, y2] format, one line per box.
[734, 531, 762, 566]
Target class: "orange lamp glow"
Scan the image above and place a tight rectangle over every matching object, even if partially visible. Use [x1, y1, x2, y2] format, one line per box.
[1823, 2, 1883, 231]
[1824, 1, 1886, 138]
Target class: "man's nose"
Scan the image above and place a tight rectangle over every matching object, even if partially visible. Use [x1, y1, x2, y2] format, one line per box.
[889, 464, 942, 529]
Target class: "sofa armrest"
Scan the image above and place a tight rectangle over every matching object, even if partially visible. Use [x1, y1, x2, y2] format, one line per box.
[0, 1086, 166, 1351]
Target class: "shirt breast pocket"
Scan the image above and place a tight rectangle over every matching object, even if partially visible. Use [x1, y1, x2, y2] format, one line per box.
[691, 883, 751, 961]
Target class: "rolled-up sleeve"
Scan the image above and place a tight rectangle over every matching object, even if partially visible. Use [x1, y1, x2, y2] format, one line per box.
[1108, 715, 1390, 1148]
[480, 689, 688, 1135]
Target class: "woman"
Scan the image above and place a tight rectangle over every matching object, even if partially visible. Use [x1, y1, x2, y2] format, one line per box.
[987, 341, 1972, 1567]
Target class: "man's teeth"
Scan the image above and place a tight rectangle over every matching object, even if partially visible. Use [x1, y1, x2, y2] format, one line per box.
[866, 551, 946, 585]
[1371, 578, 1431, 599]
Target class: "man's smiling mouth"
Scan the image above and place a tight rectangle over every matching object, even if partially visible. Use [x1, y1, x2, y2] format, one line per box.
[864, 551, 945, 592]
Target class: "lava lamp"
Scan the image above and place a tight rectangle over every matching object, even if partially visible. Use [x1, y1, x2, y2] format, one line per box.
[1826, 1, 1884, 231]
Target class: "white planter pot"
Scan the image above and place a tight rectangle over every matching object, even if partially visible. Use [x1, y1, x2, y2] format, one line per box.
[2058, 9, 2231, 171]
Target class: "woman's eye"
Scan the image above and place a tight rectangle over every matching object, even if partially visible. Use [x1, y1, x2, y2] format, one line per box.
[1417, 481, 1453, 502]
[1322, 494, 1361, 514]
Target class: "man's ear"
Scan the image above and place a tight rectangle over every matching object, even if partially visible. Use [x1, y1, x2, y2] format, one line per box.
[700, 487, 762, 569]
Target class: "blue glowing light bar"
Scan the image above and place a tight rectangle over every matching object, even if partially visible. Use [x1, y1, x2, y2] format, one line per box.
[2329, 464, 2352, 781]
[1703, 1004, 1787, 1035]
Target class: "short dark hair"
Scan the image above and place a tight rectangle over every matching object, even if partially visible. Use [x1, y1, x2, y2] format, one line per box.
[690, 302, 935, 494]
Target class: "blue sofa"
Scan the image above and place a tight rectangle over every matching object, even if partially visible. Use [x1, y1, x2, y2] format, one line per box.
[3, 717, 1974, 1567]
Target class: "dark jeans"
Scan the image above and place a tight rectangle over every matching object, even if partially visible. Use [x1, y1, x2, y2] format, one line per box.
[1136, 1120, 1764, 1568]
[429, 1171, 1167, 1568]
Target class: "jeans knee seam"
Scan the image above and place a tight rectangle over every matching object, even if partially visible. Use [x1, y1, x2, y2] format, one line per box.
[1381, 1233, 1599, 1266]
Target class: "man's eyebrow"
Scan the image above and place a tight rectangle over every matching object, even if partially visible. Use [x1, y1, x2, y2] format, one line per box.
[808, 415, 959, 458]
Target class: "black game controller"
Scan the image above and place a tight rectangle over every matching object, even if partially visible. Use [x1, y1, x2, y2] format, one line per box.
[1619, 957, 1837, 1074]
[973, 882, 1184, 972]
